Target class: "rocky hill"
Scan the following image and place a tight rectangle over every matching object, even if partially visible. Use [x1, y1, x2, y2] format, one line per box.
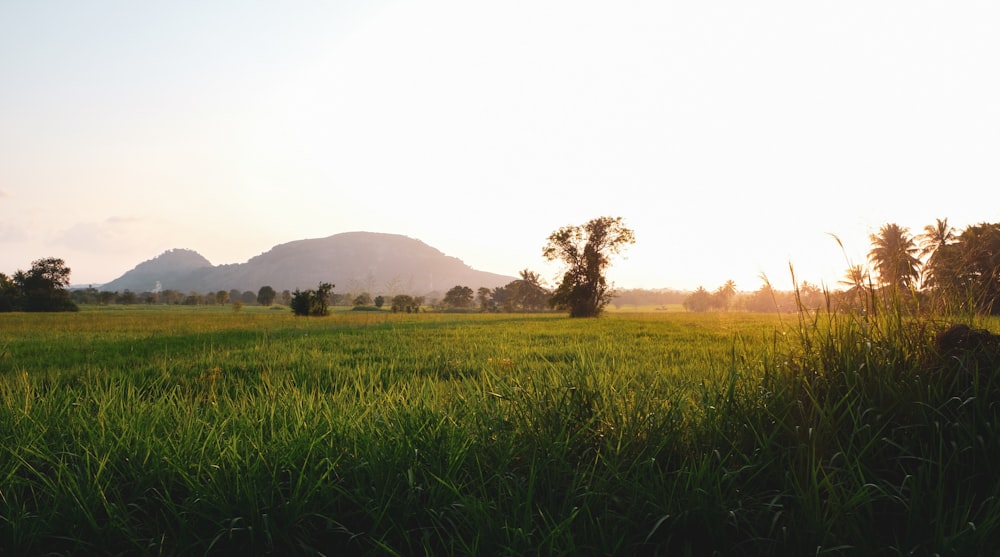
[100, 232, 516, 295]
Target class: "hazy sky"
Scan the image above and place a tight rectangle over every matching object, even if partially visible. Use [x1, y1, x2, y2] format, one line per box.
[2, 1, 998, 292]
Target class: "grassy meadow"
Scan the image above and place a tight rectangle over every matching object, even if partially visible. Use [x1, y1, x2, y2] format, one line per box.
[1, 305, 999, 555]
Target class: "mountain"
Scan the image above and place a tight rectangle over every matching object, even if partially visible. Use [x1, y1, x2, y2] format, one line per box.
[99, 232, 517, 295]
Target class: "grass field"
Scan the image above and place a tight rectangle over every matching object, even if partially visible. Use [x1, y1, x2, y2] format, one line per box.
[1, 305, 999, 555]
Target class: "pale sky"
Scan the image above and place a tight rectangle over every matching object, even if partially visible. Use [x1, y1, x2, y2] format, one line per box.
[2, 1, 998, 292]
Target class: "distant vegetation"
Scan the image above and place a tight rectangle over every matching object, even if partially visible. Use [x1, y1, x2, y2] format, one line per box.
[6, 218, 999, 318]
[0, 257, 78, 312]
[683, 219, 1000, 316]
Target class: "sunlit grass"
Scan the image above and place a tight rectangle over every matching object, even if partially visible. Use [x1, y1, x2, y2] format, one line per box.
[1, 306, 998, 554]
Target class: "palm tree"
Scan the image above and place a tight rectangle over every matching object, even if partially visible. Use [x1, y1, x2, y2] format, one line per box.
[714, 279, 737, 310]
[918, 218, 955, 258]
[868, 223, 921, 290]
[917, 218, 955, 286]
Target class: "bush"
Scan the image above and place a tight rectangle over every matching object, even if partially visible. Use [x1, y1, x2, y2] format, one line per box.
[290, 283, 334, 316]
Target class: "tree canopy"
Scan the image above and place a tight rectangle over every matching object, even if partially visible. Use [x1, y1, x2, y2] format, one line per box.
[544, 216, 635, 318]
[868, 223, 921, 291]
[0, 257, 78, 312]
[290, 283, 334, 316]
[922, 221, 1000, 314]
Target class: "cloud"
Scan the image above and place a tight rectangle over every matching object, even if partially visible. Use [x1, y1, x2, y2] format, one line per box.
[0, 189, 12, 199]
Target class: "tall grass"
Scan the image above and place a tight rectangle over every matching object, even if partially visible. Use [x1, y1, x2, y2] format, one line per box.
[1, 305, 998, 555]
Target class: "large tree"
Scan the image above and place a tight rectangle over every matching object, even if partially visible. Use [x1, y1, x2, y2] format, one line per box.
[924, 222, 1000, 314]
[544, 216, 635, 318]
[2, 257, 78, 312]
[917, 218, 955, 287]
[868, 223, 921, 291]
[443, 285, 474, 308]
[257, 285, 277, 306]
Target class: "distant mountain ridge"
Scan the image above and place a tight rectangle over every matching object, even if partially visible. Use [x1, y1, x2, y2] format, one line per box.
[100, 232, 516, 295]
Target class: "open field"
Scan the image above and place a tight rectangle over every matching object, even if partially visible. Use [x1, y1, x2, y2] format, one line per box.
[2, 306, 999, 555]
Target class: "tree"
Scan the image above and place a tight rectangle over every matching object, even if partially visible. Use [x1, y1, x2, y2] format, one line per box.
[506, 269, 550, 312]
[476, 287, 492, 312]
[216, 290, 229, 305]
[374, 295, 385, 309]
[391, 294, 423, 313]
[290, 282, 334, 316]
[917, 218, 955, 289]
[353, 292, 373, 306]
[918, 218, 955, 262]
[683, 287, 712, 312]
[257, 286, 276, 306]
[712, 280, 737, 310]
[490, 286, 509, 312]
[0, 273, 17, 312]
[923, 222, 1000, 314]
[4, 257, 78, 312]
[544, 216, 635, 317]
[443, 286, 474, 309]
[868, 223, 921, 291]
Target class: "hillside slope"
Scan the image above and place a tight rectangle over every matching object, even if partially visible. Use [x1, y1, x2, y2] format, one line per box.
[100, 232, 516, 294]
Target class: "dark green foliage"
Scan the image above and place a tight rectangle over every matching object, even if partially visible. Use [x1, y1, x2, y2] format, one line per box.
[442, 285, 474, 308]
[923, 221, 1000, 314]
[256, 285, 276, 306]
[0, 257, 78, 312]
[390, 294, 423, 313]
[290, 282, 333, 316]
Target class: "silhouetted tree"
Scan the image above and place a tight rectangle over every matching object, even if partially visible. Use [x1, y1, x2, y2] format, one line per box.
[712, 280, 737, 310]
[544, 216, 635, 317]
[490, 286, 509, 312]
[3, 257, 78, 312]
[0, 273, 16, 312]
[506, 269, 550, 312]
[683, 287, 712, 312]
[868, 223, 921, 291]
[924, 222, 1000, 314]
[476, 287, 492, 312]
[374, 295, 385, 308]
[391, 294, 423, 313]
[257, 286, 276, 306]
[291, 282, 334, 316]
[443, 286, 474, 308]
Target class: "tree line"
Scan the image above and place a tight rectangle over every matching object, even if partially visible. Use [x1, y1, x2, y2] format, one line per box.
[3, 216, 638, 319]
[7, 217, 997, 317]
[683, 218, 1000, 315]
